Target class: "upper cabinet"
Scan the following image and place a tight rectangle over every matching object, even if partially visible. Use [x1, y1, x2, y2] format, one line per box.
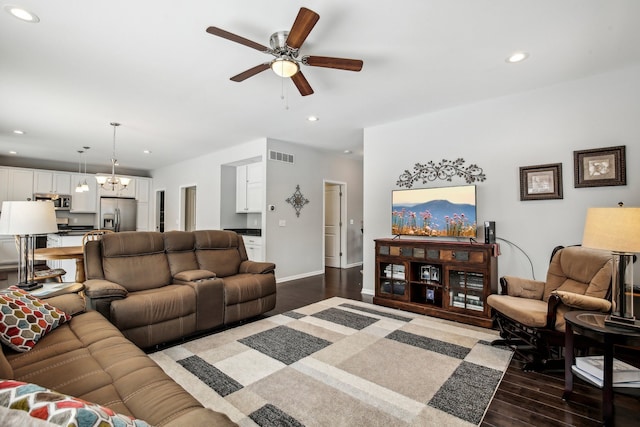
[34, 171, 72, 195]
[236, 162, 263, 213]
[6, 168, 34, 202]
[70, 173, 97, 213]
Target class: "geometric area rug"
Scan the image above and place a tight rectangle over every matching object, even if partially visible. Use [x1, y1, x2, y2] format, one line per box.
[149, 297, 513, 427]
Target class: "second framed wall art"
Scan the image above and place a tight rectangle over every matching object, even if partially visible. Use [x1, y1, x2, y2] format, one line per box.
[573, 145, 626, 188]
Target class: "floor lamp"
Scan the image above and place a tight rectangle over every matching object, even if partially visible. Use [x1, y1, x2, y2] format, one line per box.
[0, 201, 58, 291]
[582, 205, 640, 330]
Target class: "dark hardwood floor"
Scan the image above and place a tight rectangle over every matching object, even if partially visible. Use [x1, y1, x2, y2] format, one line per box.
[269, 266, 640, 427]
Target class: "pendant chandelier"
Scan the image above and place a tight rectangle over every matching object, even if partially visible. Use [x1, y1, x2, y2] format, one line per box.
[96, 122, 130, 191]
[75, 146, 91, 193]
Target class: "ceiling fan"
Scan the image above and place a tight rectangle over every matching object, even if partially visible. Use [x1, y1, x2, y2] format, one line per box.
[206, 7, 363, 96]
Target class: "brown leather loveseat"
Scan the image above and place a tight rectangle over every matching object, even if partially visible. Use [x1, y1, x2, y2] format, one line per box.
[83, 230, 276, 348]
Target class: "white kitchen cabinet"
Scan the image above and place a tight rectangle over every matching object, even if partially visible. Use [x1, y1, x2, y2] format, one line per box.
[70, 173, 97, 213]
[0, 236, 18, 266]
[0, 168, 8, 207]
[242, 235, 264, 261]
[236, 163, 263, 213]
[7, 168, 34, 202]
[34, 171, 72, 194]
[136, 202, 149, 231]
[136, 178, 150, 203]
[98, 177, 136, 198]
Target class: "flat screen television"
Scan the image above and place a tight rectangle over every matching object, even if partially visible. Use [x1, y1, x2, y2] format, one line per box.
[392, 185, 477, 237]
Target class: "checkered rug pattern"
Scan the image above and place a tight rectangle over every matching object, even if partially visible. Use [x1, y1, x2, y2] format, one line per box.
[149, 297, 513, 427]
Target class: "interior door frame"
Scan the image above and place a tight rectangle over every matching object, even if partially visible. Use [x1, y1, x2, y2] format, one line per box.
[179, 183, 197, 231]
[323, 180, 347, 269]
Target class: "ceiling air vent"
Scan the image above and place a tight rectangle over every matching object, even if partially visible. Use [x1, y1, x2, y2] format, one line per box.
[269, 150, 294, 164]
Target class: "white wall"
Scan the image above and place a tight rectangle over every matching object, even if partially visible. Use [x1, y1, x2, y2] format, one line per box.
[363, 65, 640, 295]
[151, 138, 266, 232]
[265, 139, 363, 281]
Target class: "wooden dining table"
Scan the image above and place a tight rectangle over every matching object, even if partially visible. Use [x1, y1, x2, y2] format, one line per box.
[34, 246, 85, 283]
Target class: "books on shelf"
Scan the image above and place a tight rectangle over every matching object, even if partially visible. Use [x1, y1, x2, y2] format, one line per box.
[575, 356, 640, 384]
[572, 366, 640, 389]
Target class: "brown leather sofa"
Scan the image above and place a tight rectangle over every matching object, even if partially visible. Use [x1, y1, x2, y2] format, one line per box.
[1, 293, 236, 426]
[83, 230, 276, 348]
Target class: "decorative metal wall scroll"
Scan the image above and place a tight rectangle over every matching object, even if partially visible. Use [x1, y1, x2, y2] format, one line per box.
[396, 158, 486, 188]
[285, 185, 309, 217]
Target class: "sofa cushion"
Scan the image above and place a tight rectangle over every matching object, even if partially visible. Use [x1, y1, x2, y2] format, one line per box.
[109, 285, 197, 348]
[194, 230, 242, 278]
[0, 380, 150, 426]
[0, 287, 71, 352]
[543, 246, 612, 301]
[486, 294, 549, 328]
[164, 231, 199, 276]
[100, 232, 172, 291]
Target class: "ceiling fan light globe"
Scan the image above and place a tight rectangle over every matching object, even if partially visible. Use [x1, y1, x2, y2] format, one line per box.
[271, 58, 299, 78]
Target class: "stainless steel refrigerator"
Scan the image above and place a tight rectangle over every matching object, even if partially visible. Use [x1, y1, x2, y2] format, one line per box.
[100, 197, 137, 232]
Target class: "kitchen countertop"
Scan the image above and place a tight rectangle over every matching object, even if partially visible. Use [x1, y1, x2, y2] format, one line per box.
[224, 228, 262, 236]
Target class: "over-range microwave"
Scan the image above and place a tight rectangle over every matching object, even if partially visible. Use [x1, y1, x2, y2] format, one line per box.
[33, 193, 71, 210]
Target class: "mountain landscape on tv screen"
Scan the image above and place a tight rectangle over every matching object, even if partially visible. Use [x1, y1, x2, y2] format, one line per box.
[392, 199, 476, 237]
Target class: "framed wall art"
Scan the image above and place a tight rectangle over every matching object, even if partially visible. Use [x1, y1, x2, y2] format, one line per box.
[519, 163, 563, 201]
[573, 145, 626, 188]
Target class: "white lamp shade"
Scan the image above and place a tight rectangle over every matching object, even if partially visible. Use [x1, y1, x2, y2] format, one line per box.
[271, 58, 299, 78]
[0, 201, 58, 235]
[582, 207, 640, 253]
[96, 175, 108, 185]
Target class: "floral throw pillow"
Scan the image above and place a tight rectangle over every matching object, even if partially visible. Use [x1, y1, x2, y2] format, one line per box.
[0, 380, 150, 427]
[0, 286, 71, 352]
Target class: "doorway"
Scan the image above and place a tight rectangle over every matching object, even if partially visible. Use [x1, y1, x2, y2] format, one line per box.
[155, 190, 165, 232]
[181, 186, 197, 231]
[324, 181, 346, 268]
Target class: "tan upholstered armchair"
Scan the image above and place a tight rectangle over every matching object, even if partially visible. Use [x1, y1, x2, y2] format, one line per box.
[487, 245, 613, 371]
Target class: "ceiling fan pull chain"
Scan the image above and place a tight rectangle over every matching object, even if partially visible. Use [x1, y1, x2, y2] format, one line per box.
[281, 77, 289, 110]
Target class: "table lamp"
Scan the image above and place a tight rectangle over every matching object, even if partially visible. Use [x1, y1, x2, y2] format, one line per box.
[0, 201, 58, 290]
[582, 204, 640, 329]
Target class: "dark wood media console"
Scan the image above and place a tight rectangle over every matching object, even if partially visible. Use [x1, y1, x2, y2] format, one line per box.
[373, 238, 498, 328]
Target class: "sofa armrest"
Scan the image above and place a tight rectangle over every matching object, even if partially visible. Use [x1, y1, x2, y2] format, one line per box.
[173, 269, 216, 283]
[239, 260, 276, 274]
[500, 276, 545, 300]
[44, 293, 86, 316]
[552, 290, 612, 312]
[84, 279, 128, 299]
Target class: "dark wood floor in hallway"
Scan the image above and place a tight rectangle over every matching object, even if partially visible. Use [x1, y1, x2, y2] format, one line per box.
[267, 266, 639, 427]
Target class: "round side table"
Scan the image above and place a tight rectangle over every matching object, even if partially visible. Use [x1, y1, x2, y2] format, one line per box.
[563, 311, 640, 426]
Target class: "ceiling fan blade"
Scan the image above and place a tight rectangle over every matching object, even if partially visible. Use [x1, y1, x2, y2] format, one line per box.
[230, 63, 271, 82]
[304, 56, 363, 71]
[291, 72, 314, 96]
[206, 26, 270, 52]
[286, 7, 320, 49]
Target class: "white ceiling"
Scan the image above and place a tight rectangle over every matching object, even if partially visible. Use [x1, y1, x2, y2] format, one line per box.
[2, 0, 640, 173]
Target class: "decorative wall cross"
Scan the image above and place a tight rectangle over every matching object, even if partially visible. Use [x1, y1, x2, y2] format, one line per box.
[285, 185, 309, 217]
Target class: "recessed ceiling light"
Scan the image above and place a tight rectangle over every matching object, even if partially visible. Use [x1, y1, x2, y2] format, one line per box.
[506, 52, 529, 63]
[307, 116, 319, 122]
[9, 151, 17, 155]
[13, 129, 25, 135]
[143, 149, 152, 154]
[4, 5, 40, 23]
[343, 150, 352, 155]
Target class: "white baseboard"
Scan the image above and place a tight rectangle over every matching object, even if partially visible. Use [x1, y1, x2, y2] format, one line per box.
[344, 261, 363, 268]
[361, 288, 374, 296]
[276, 270, 324, 284]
